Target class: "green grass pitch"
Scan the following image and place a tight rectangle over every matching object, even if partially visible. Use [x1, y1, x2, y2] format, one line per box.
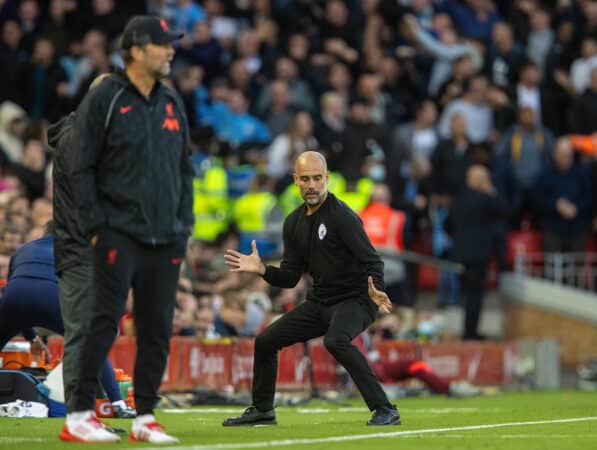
[1, 391, 596, 450]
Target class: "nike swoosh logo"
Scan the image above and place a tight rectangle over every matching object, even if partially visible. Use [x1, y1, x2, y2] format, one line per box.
[119, 105, 132, 114]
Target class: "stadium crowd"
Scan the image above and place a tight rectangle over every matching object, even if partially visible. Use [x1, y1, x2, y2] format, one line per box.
[1, 0, 597, 342]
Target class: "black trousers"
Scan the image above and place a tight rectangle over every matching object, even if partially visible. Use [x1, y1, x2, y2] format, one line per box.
[71, 228, 185, 415]
[462, 262, 488, 340]
[252, 299, 392, 412]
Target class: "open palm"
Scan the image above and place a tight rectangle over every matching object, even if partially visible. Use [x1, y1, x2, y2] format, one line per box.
[224, 240, 264, 274]
[368, 276, 392, 314]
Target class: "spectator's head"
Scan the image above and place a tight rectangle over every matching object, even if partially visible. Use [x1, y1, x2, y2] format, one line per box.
[328, 62, 352, 92]
[580, 36, 597, 59]
[31, 197, 52, 227]
[270, 79, 290, 111]
[321, 91, 344, 120]
[370, 183, 391, 206]
[380, 56, 400, 85]
[414, 100, 437, 128]
[0, 224, 24, 255]
[82, 30, 107, 56]
[2, 20, 22, 50]
[432, 12, 453, 33]
[349, 97, 371, 123]
[195, 296, 215, 337]
[209, 77, 229, 101]
[553, 137, 574, 173]
[556, 20, 574, 44]
[120, 16, 182, 79]
[357, 73, 381, 102]
[237, 30, 260, 58]
[289, 111, 313, 139]
[0, 101, 27, 138]
[49, 0, 66, 22]
[193, 19, 212, 43]
[93, 0, 115, 16]
[227, 89, 248, 113]
[287, 33, 309, 61]
[530, 7, 551, 32]
[492, 22, 514, 53]
[452, 54, 475, 80]
[517, 106, 536, 129]
[326, 0, 349, 27]
[19, 0, 39, 25]
[275, 57, 298, 82]
[228, 59, 251, 89]
[463, 75, 489, 104]
[466, 164, 492, 192]
[176, 65, 203, 93]
[439, 27, 459, 46]
[31, 37, 56, 67]
[518, 62, 540, 87]
[22, 139, 46, 172]
[450, 112, 468, 139]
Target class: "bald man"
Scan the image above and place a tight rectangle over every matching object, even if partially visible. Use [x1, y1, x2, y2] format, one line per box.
[223, 151, 399, 426]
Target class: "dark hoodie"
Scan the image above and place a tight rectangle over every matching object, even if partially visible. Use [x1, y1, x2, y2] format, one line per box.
[47, 112, 91, 273]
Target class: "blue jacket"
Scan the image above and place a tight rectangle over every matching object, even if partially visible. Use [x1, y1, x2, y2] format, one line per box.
[8, 235, 57, 282]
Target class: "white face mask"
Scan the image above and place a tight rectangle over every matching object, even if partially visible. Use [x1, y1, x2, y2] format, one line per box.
[368, 164, 386, 182]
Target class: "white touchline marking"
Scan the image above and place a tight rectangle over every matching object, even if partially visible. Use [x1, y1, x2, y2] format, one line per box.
[0, 437, 46, 443]
[164, 407, 490, 415]
[134, 416, 597, 450]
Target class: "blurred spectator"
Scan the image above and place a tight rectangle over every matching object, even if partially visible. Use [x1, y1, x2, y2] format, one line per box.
[261, 80, 293, 138]
[178, 20, 221, 84]
[15, 36, 68, 122]
[431, 112, 471, 201]
[172, 0, 206, 36]
[214, 89, 270, 148]
[195, 295, 218, 339]
[173, 277, 198, 336]
[404, 13, 480, 96]
[534, 137, 592, 253]
[0, 223, 24, 255]
[440, 0, 501, 41]
[0, 20, 29, 104]
[572, 67, 597, 135]
[10, 138, 47, 200]
[314, 91, 346, 162]
[438, 75, 493, 143]
[451, 164, 508, 340]
[267, 111, 318, 180]
[392, 99, 439, 169]
[436, 54, 477, 108]
[526, 6, 554, 73]
[485, 22, 525, 90]
[0, 101, 27, 164]
[338, 97, 390, 182]
[570, 36, 597, 95]
[495, 106, 554, 193]
[516, 62, 545, 125]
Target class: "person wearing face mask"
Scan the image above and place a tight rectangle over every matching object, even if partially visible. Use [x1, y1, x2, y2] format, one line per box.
[222, 151, 400, 427]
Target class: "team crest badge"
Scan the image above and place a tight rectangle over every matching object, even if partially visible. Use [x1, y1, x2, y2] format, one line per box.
[318, 223, 327, 240]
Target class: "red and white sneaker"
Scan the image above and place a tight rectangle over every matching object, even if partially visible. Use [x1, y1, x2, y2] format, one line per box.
[129, 415, 179, 444]
[59, 410, 121, 442]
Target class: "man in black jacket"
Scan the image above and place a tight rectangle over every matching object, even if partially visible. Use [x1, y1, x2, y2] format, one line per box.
[48, 73, 134, 419]
[60, 16, 194, 444]
[223, 151, 399, 427]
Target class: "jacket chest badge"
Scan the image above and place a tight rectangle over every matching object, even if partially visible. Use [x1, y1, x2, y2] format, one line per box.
[318, 223, 327, 240]
[162, 102, 180, 131]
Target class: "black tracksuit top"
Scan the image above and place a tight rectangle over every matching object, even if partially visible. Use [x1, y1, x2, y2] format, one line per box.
[66, 71, 194, 246]
[263, 193, 385, 305]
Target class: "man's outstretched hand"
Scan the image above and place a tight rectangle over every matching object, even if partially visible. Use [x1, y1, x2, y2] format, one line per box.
[368, 276, 392, 314]
[224, 240, 266, 275]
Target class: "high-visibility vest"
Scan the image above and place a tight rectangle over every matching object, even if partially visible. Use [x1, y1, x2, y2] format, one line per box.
[233, 192, 278, 233]
[193, 165, 230, 241]
[359, 202, 406, 252]
[337, 178, 374, 213]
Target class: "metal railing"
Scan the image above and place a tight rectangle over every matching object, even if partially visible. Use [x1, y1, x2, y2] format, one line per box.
[513, 252, 597, 291]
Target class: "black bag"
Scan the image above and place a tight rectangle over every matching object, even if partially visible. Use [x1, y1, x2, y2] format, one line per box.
[0, 370, 49, 405]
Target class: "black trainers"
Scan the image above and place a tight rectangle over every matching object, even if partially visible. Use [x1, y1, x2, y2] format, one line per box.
[222, 406, 277, 426]
[112, 404, 137, 418]
[366, 405, 401, 426]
